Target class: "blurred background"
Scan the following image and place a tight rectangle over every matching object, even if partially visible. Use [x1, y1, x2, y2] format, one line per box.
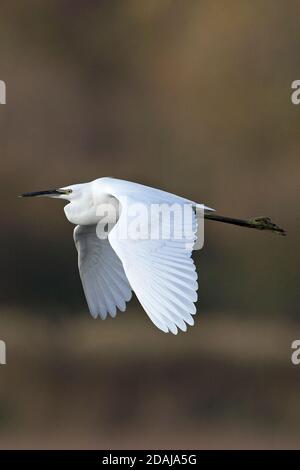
[0, 0, 299, 449]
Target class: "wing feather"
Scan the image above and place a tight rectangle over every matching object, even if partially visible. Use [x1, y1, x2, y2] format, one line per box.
[74, 225, 132, 319]
[105, 186, 199, 334]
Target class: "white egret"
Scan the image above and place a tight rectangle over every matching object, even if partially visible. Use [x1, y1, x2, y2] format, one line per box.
[21, 177, 285, 334]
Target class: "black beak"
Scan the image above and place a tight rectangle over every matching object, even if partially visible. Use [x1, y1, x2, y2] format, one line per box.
[20, 189, 68, 198]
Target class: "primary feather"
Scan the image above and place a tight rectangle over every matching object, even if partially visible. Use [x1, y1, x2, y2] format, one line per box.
[72, 178, 210, 334]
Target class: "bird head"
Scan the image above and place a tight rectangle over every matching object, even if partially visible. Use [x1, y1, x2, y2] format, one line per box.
[20, 183, 98, 225]
[21, 186, 74, 200]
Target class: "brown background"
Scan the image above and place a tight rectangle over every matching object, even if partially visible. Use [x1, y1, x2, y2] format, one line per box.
[0, 0, 299, 449]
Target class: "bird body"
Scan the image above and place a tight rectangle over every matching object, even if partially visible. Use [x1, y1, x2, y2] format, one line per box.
[21, 177, 285, 334]
[61, 178, 210, 227]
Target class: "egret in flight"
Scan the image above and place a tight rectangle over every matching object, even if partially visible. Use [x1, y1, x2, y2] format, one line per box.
[21, 178, 285, 334]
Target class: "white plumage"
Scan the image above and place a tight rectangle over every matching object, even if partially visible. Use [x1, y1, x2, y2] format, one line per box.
[74, 225, 132, 319]
[22, 178, 214, 334]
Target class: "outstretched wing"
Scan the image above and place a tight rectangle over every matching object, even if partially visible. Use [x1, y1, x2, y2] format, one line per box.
[74, 225, 132, 319]
[105, 184, 198, 334]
